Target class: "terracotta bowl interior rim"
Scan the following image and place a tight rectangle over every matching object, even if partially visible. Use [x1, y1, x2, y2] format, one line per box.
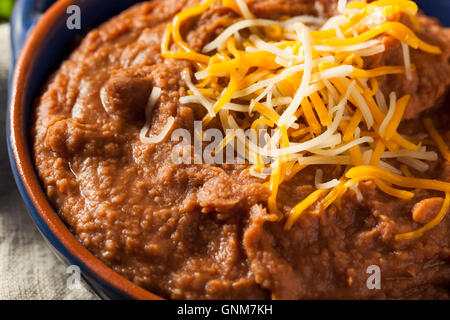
[9, 0, 162, 300]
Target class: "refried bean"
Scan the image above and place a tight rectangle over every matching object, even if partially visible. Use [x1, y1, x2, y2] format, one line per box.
[32, 0, 450, 299]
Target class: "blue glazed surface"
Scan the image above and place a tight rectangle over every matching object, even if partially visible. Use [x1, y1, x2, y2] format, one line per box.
[416, 0, 450, 27]
[10, 0, 55, 66]
[7, 0, 449, 300]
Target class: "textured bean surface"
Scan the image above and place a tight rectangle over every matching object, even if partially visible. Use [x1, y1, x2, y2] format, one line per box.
[33, 0, 450, 299]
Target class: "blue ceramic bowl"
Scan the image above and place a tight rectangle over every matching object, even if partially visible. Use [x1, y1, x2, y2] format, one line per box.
[416, 0, 450, 26]
[6, 0, 450, 300]
[8, 0, 159, 300]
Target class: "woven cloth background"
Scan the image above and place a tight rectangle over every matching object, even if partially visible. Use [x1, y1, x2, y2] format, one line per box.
[0, 23, 97, 300]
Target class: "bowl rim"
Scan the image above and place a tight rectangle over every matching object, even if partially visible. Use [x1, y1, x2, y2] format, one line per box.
[8, 0, 162, 300]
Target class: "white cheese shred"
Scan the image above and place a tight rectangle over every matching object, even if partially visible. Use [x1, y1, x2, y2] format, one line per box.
[401, 42, 412, 81]
[140, 87, 176, 144]
[379, 92, 397, 136]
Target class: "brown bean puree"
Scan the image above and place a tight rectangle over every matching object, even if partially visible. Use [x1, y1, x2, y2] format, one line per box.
[33, 0, 450, 299]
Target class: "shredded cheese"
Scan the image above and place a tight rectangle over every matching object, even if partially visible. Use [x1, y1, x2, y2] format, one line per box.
[383, 95, 410, 140]
[160, 0, 447, 236]
[395, 192, 450, 240]
[285, 189, 327, 229]
[379, 92, 396, 136]
[401, 42, 412, 81]
[424, 118, 450, 162]
[315, 169, 341, 189]
[346, 166, 450, 192]
[140, 87, 174, 144]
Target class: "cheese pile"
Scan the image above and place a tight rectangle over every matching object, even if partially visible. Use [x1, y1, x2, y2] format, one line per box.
[160, 0, 450, 239]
